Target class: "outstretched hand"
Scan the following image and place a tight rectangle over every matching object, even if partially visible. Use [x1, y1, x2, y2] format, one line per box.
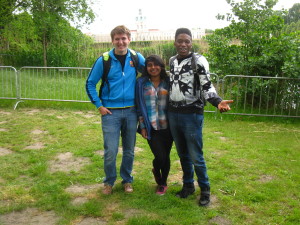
[218, 100, 234, 113]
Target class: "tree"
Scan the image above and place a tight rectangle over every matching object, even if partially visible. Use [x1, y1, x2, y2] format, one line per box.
[206, 0, 299, 111]
[30, 0, 95, 66]
[1, 0, 95, 67]
[284, 3, 300, 24]
[206, 0, 298, 77]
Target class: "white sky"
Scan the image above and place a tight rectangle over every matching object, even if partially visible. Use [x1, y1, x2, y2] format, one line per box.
[81, 0, 300, 34]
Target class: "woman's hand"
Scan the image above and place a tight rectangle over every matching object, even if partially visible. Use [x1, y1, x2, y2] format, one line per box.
[141, 128, 148, 139]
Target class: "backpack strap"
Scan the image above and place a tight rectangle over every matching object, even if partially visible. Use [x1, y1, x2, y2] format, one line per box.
[99, 50, 141, 100]
[191, 53, 205, 104]
[99, 51, 111, 100]
[129, 49, 140, 75]
[191, 53, 199, 96]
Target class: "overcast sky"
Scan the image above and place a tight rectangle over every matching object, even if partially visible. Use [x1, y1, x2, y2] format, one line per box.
[81, 0, 299, 34]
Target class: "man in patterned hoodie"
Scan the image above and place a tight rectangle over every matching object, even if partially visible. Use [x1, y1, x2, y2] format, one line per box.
[168, 28, 233, 206]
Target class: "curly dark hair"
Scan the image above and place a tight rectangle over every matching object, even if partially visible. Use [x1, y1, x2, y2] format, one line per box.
[175, 28, 192, 40]
[142, 55, 168, 80]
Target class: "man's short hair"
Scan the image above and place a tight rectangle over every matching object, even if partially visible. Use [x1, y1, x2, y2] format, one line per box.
[175, 28, 192, 40]
[110, 25, 131, 40]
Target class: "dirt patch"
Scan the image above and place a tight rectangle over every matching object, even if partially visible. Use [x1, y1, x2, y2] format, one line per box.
[220, 136, 227, 141]
[49, 152, 91, 173]
[65, 183, 102, 206]
[214, 131, 223, 135]
[168, 171, 183, 185]
[71, 197, 89, 206]
[101, 202, 120, 221]
[75, 217, 107, 225]
[210, 151, 225, 157]
[0, 199, 13, 208]
[24, 142, 45, 150]
[134, 147, 144, 153]
[118, 147, 145, 154]
[123, 208, 144, 219]
[65, 183, 102, 195]
[73, 111, 84, 115]
[258, 174, 274, 183]
[25, 109, 41, 115]
[0, 147, 13, 156]
[31, 129, 48, 135]
[209, 216, 231, 225]
[0, 111, 12, 115]
[82, 114, 96, 118]
[0, 208, 59, 225]
[0, 128, 8, 132]
[0, 121, 8, 124]
[95, 150, 104, 156]
[196, 194, 220, 209]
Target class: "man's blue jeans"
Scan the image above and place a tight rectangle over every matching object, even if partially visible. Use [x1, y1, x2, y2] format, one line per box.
[101, 107, 137, 186]
[168, 111, 210, 188]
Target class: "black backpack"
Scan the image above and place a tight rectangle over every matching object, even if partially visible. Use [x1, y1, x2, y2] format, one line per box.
[99, 49, 139, 100]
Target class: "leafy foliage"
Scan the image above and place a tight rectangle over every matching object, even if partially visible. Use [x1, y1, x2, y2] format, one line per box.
[284, 3, 300, 24]
[0, 0, 95, 67]
[206, 0, 299, 78]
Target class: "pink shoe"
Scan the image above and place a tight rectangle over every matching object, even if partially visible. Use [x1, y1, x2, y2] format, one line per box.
[156, 185, 168, 195]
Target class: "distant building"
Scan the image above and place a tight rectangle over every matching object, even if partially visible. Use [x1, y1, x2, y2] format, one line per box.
[86, 9, 205, 43]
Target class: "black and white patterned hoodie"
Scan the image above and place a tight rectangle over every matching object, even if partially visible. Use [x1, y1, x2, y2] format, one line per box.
[168, 53, 222, 114]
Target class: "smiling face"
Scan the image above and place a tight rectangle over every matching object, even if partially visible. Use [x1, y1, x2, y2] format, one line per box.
[147, 61, 161, 79]
[174, 33, 192, 58]
[112, 33, 131, 55]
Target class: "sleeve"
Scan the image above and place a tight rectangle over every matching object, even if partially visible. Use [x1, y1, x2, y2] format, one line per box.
[85, 57, 104, 108]
[135, 78, 146, 131]
[197, 56, 222, 107]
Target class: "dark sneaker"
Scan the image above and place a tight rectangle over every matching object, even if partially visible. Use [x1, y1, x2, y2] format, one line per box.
[152, 168, 162, 185]
[176, 183, 195, 198]
[156, 185, 168, 195]
[199, 187, 210, 207]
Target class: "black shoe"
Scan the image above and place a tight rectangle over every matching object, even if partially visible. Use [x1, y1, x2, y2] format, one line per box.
[199, 187, 210, 207]
[176, 183, 195, 198]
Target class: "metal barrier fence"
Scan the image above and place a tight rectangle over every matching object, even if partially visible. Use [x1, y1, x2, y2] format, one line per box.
[0, 66, 18, 100]
[14, 66, 92, 109]
[0, 66, 299, 118]
[222, 75, 300, 118]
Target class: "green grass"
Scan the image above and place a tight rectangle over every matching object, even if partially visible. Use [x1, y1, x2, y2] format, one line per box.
[0, 104, 299, 225]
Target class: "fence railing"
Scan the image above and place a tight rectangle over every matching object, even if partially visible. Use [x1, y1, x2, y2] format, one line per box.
[0, 66, 299, 118]
[0, 66, 18, 100]
[222, 75, 300, 118]
[15, 66, 92, 109]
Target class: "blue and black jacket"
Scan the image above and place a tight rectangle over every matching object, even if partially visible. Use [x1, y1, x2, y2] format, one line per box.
[86, 48, 145, 109]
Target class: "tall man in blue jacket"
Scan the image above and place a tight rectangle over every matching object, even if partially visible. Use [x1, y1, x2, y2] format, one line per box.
[86, 25, 145, 195]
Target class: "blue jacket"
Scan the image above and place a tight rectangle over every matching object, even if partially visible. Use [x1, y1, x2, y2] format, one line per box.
[86, 48, 145, 108]
[135, 76, 170, 140]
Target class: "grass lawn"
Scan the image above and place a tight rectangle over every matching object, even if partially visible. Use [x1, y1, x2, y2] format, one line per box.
[0, 103, 299, 225]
